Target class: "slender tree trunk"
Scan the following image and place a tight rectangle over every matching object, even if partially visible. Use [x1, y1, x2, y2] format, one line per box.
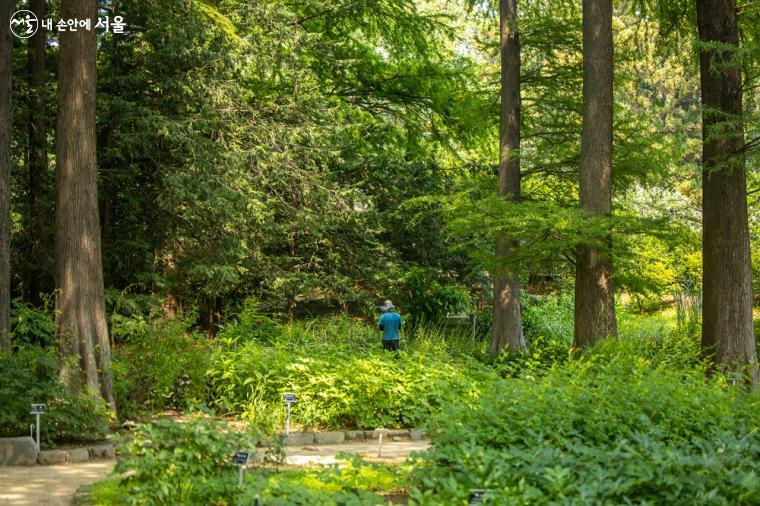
[28, 0, 47, 306]
[491, 0, 525, 353]
[573, 0, 617, 348]
[56, 0, 116, 410]
[201, 295, 221, 339]
[0, 0, 12, 352]
[696, 0, 758, 382]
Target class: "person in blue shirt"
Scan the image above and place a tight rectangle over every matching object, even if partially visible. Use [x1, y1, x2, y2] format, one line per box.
[378, 300, 403, 351]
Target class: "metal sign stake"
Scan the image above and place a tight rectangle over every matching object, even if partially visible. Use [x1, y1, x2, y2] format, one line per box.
[283, 393, 296, 435]
[373, 428, 389, 458]
[29, 404, 45, 451]
[285, 402, 291, 435]
[232, 450, 251, 506]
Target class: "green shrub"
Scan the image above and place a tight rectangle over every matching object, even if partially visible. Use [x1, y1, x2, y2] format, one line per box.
[238, 456, 407, 506]
[398, 267, 473, 327]
[0, 346, 110, 445]
[10, 300, 55, 347]
[216, 296, 286, 345]
[112, 317, 210, 418]
[521, 295, 574, 343]
[410, 339, 760, 505]
[495, 334, 572, 377]
[113, 416, 281, 505]
[207, 318, 500, 431]
[494, 295, 574, 376]
[98, 426, 404, 506]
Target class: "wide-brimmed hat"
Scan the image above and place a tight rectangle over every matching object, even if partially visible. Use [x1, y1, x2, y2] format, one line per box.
[381, 300, 396, 311]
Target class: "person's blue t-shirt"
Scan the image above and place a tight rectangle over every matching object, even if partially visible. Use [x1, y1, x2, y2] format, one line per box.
[378, 311, 403, 341]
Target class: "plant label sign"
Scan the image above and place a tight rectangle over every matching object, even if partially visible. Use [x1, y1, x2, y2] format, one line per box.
[283, 393, 296, 403]
[29, 403, 45, 414]
[232, 451, 251, 466]
[468, 489, 489, 505]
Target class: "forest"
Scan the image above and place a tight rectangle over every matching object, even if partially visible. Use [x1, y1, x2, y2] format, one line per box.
[0, 0, 759, 504]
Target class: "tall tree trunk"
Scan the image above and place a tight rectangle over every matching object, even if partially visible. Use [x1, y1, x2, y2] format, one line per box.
[573, 0, 617, 348]
[56, 0, 116, 410]
[28, 0, 47, 306]
[491, 0, 525, 353]
[0, 0, 12, 352]
[696, 0, 758, 382]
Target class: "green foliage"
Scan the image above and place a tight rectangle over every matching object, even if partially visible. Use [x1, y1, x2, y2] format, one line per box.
[521, 295, 574, 343]
[113, 416, 281, 505]
[112, 317, 210, 418]
[238, 456, 407, 506]
[98, 439, 404, 506]
[397, 267, 473, 326]
[207, 316, 498, 431]
[496, 296, 573, 376]
[9, 300, 55, 347]
[218, 297, 285, 344]
[0, 347, 109, 446]
[83, 0, 483, 320]
[410, 336, 760, 505]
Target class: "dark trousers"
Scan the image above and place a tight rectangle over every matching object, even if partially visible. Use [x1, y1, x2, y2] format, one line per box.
[382, 339, 400, 351]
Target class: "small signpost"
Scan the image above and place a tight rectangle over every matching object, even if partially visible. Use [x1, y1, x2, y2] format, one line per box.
[468, 489, 491, 505]
[373, 428, 389, 457]
[283, 393, 296, 435]
[29, 403, 45, 451]
[232, 451, 251, 486]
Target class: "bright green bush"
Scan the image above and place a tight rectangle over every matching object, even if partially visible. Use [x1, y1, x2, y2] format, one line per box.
[101, 417, 403, 505]
[238, 456, 407, 506]
[494, 295, 574, 376]
[112, 317, 210, 418]
[499, 306, 698, 378]
[113, 416, 281, 505]
[207, 317, 499, 431]
[0, 346, 110, 445]
[521, 295, 574, 343]
[397, 267, 473, 327]
[410, 339, 760, 505]
[218, 297, 286, 345]
[10, 300, 55, 347]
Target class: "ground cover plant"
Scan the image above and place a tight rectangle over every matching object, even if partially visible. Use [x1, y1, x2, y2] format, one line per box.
[0, 345, 110, 446]
[90, 416, 409, 505]
[410, 334, 760, 505]
[86, 311, 760, 505]
[207, 314, 499, 432]
[111, 317, 211, 419]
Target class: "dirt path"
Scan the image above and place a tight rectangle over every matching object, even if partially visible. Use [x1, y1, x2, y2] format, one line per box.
[0, 440, 429, 505]
[283, 440, 430, 465]
[0, 461, 116, 506]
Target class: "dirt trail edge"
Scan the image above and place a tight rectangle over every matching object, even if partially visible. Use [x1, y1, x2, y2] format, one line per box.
[0, 461, 116, 506]
[0, 440, 429, 505]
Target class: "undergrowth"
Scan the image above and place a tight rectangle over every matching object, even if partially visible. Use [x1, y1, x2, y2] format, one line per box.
[410, 337, 760, 505]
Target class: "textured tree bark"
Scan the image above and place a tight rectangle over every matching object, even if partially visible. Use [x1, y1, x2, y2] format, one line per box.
[491, 0, 526, 353]
[573, 0, 617, 348]
[55, 0, 116, 409]
[696, 0, 758, 382]
[28, 0, 48, 306]
[0, 0, 12, 351]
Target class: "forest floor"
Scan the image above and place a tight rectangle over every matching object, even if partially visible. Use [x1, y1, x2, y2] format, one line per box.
[0, 440, 429, 505]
